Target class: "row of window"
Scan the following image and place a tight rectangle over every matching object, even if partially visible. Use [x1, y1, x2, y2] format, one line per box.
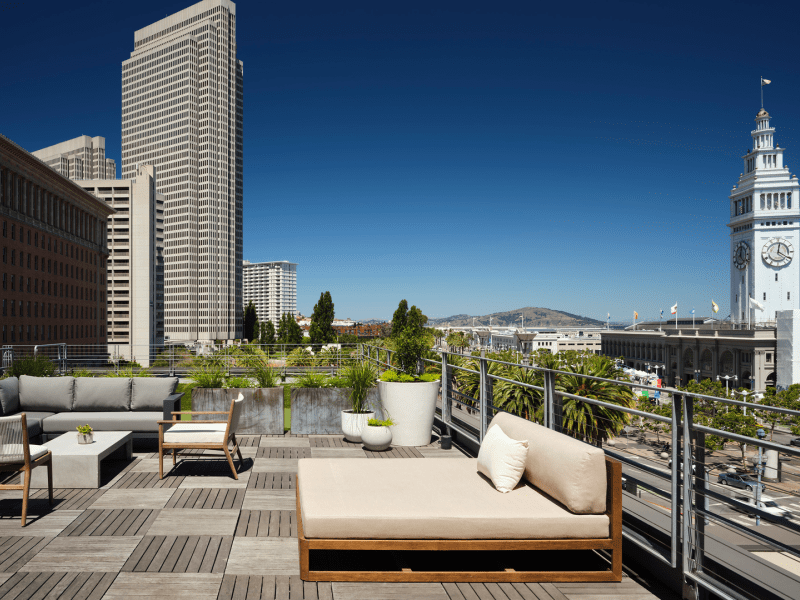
[2, 220, 99, 265]
[1, 274, 96, 301]
[2, 247, 95, 282]
[2, 324, 102, 344]
[2, 299, 98, 320]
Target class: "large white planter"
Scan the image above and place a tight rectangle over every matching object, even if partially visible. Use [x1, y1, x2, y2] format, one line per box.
[378, 379, 440, 446]
[361, 425, 392, 451]
[341, 410, 375, 443]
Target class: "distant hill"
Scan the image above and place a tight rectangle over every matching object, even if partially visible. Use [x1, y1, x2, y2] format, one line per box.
[428, 307, 605, 328]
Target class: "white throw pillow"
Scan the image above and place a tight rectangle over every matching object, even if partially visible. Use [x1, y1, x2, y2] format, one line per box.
[477, 424, 529, 493]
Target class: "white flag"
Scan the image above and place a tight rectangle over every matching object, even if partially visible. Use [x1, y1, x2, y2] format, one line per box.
[670, 303, 677, 314]
[750, 296, 765, 311]
[761, 78, 771, 86]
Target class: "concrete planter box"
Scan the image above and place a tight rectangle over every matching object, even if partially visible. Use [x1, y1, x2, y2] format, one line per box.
[191, 387, 284, 435]
[291, 387, 380, 435]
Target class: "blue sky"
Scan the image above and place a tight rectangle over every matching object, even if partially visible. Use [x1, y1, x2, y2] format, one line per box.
[3, 0, 800, 322]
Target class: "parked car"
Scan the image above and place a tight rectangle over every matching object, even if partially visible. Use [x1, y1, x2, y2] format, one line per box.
[717, 472, 766, 492]
[790, 437, 800, 447]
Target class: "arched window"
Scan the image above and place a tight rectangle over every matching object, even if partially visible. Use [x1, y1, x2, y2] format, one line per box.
[761, 194, 765, 209]
[683, 347, 694, 369]
[720, 351, 734, 375]
[789, 192, 793, 209]
[781, 193, 786, 209]
[701, 349, 712, 371]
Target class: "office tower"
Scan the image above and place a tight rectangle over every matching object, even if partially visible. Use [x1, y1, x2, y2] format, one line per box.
[32, 136, 116, 181]
[76, 166, 164, 365]
[0, 134, 113, 346]
[121, 0, 243, 342]
[243, 260, 297, 326]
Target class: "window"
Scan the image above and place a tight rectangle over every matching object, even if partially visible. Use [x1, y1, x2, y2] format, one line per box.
[776, 273, 778, 281]
[764, 292, 767, 300]
[767, 353, 772, 363]
[789, 292, 791, 300]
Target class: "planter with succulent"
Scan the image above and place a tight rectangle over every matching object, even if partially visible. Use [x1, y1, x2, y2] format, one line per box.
[361, 417, 395, 451]
[190, 356, 283, 434]
[340, 361, 379, 443]
[76, 424, 94, 444]
[377, 300, 441, 446]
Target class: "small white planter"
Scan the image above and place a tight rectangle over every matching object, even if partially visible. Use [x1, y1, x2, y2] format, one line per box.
[77, 433, 94, 444]
[378, 379, 440, 446]
[341, 410, 375, 443]
[361, 425, 392, 451]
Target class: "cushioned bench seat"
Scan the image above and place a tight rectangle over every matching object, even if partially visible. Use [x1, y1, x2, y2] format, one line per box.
[42, 412, 165, 433]
[298, 458, 609, 540]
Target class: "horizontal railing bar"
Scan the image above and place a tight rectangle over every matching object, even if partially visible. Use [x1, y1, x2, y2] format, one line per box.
[684, 571, 753, 600]
[620, 527, 673, 567]
[698, 487, 800, 538]
[486, 373, 544, 391]
[692, 507, 800, 559]
[603, 448, 674, 485]
[691, 424, 800, 456]
[554, 389, 673, 423]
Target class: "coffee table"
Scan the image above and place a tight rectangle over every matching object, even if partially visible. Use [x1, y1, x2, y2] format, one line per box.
[27, 431, 133, 489]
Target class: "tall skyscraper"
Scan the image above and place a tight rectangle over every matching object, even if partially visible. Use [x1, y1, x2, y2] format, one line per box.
[121, 0, 243, 342]
[243, 260, 298, 326]
[32, 136, 116, 181]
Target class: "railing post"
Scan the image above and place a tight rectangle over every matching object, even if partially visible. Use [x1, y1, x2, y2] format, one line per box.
[479, 354, 489, 442]
[670, 391, 681, 568]
[441, 352, 450, 425]
[543, 369, 556, 430]
[681, 392, 694, 589]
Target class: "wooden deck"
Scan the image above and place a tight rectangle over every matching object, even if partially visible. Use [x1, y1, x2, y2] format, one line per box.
[0, 434, 675, 600]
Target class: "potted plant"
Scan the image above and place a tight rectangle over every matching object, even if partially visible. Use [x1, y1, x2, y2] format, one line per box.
[76, 424, 94, 444]
[340, 361, 379, 442]
[377, 300, 441, 446]
[361, 417, 395, 451]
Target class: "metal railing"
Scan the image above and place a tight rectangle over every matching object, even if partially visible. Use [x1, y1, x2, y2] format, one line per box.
[362, 346, 800, 600]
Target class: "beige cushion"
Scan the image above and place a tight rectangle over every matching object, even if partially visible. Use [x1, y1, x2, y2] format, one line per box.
[487, 412, 607, 514]
[477, 424, 528, 493]
[163, 423, 226, 444]
[0, 444, 48, 463]
[298, 458, 609, 540]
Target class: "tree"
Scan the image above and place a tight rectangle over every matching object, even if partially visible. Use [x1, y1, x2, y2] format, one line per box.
[276, 313, 303, 345]
[758, 385, 800, 440]
[243, 301, 258, 341]
[713, 408, 758, 468]
[338, 332, 359, 344]
[309, 291, 336, 344]
[261, 320, 275, 345]
[391, 300, 408, 337]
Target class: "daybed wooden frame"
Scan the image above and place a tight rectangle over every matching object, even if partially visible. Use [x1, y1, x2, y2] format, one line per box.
[297, 457, 622, 582]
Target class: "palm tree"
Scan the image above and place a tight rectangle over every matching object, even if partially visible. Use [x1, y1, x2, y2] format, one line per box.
[557, 355, 634, 446]
[493, 365, 543, 423]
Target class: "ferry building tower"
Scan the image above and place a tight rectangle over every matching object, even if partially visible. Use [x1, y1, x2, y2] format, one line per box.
[729, 108, 800, 324]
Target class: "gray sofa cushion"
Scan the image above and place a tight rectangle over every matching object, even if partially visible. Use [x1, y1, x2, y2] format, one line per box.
[73, 378, 131, 411]
[42, 411, 163, 433]
[131, 377, 179, 411]
[0, 377, 20, 415]
[19, 376, 74, 412]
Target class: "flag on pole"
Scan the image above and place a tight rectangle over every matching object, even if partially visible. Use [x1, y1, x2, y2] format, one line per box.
[690, 309, 695, 315]
[712, 300, 719, 314]
[750, 296, 765, 311]
[634, 311, 638, 320]
[761, 78, 771, 86]
[660, 309, 663, 317]
[607, 312, 610, 319]
[670, 303, 677, 315]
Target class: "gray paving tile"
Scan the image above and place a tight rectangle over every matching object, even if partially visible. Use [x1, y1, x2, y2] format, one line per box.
[251, 459, 298, 473]
[225, 538, 299, 575]
[149, 509, 240, 536]
[0, 511, 82, 536]
[259, 437, 310, 448]
[103, 572, 223, 599]
[19, 536, 141, 572]
[90, 488, 176, 509]
[242, 490, 295, 511]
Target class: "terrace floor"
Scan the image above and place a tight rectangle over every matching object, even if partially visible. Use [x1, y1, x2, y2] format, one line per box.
[0, 433, 677, 600]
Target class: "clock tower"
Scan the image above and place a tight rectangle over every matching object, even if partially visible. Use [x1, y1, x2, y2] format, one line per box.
[729, 108, 800, 323]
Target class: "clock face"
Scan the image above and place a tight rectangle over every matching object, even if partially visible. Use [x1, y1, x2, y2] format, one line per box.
[733, 241, 750, 270]
[762, 238, 794, 267]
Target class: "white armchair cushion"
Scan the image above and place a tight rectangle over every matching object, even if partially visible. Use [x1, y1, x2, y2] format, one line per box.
[163, 423, 227, 444]
[477, 424, 529, 493]
[0, 444, 48, 463]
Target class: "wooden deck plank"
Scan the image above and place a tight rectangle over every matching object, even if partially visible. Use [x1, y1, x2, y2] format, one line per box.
[173, 536, 201, 574]
[161, 535, 189, 573]
[147, 535, 177, 573]
[199, 537, 222, 573]
[26, 571, 70, 600]
[212, 536, 233, 574]
[3, 572, 41, 600]
[540, 583, 568, 600]
[186, 536, 211, 574]
[217, 574, 237, 600]
[134, 537, 166, 573]
[84, 572, 117, 600]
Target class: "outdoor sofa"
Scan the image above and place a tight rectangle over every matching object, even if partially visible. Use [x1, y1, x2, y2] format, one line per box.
[0, 376, 182, 441]
[297, 411, 622, 582]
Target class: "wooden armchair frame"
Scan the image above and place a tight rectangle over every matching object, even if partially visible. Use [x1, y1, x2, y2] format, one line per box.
[297, 457, 622, 582]
[0, 413, 53, 526]
[157, 398, 244, 479]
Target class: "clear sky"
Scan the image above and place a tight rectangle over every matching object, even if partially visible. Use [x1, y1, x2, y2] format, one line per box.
[2, 0, 800, 323]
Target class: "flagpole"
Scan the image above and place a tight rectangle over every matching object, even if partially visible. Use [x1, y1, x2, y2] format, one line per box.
[761, 76, 764, 108]
[692, 309, 695, 329]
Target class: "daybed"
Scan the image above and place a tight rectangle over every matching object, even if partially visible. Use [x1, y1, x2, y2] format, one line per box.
[0, 376, 182, 441]
[297, 411, 622, 582]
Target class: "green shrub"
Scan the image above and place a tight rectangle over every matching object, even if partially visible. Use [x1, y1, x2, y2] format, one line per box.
[294, 370, 329, 388]
[420, 373, 440, 382]
[70, 368, 93, 378]
[326, 375, 348, 388]
[367, 417, 395, 427]
[379, 370, 415, 383]
[286, 347, 314, 367]
[6, 356, 55, 378]
[189, 362, 226, 388]
[340, 361, 378, 413]
[225, 376, 254, 389]
[245, 353, 280, 387]
[106, 366, 152, 378]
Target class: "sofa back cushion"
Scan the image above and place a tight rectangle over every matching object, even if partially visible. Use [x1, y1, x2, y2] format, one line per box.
[19, 376, 75, 412]
[131, 377, 179, 411]
[73, 378, 132, 411]
[0, 377, 20, 415]
[487, 412, 607, 514]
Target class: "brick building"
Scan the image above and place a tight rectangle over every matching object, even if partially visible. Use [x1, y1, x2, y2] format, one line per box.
[0, 135, 114, 346]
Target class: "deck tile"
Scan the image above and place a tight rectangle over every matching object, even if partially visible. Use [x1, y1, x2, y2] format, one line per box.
[179, 473, 251, 489]
[234, 510, 296, 538]
[225, 538, 298, 576]
[149, 509, 240, 536]
[332, 582, 450, 600]
[241, 490, 295, 511]
[251, 459, 298, 473]
[258, 437, 311, 448]
[19, 537, 140, 572]
[0, 511, 82, 537]
[104, 572, 223, 599]
[308, 448, 367, 459]
[247, 473, 295, 490]
[89, 489, 175, 510]
[256, 448, 311, 459]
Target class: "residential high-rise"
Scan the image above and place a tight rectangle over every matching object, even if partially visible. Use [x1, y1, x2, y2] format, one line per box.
[32, 136, 116, 181]
[121, 0, 243, 342]
[76, 166, 164, 365]
[243, 261, 297, 327]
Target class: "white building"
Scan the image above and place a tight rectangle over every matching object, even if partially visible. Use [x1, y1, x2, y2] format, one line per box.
[729, 108, 800, 324]
[121, 0, 243, 342]
[76, 165, 165, 365]
[32, 136, 116, 181]
[243, 260, 297, 326]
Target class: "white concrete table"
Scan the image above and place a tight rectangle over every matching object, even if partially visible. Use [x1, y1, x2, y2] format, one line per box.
[27, 431, 133, 489]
